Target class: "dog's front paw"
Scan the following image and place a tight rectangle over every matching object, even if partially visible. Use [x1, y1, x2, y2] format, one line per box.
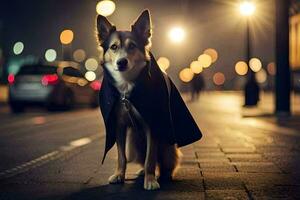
[108, 173, 125, 184]
[144, 175, 160, 190]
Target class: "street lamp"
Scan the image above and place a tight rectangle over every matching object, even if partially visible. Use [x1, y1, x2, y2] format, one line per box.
[96, 0, 116, 16]
[239, 1, 259, 106]
[60, 29, 74, 61]
[168, 27, 185, 44]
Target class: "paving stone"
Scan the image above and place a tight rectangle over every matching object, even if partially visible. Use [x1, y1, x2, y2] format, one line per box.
[205, 189, 249, 200]
[197, 152, 226, 158]
[222, 148, 256, 154]
[226, 154, 265, 162]
[198, 157, 230, 163]
[204, 174, 244, 190]
[233, 162, 282, 173]
[247, 185, 300, 200]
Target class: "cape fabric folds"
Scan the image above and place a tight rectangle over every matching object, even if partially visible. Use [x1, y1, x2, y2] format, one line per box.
[99, 53, 202, 164]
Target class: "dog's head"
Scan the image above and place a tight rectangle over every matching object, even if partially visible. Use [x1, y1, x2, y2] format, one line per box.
[96, 10, 152, 82]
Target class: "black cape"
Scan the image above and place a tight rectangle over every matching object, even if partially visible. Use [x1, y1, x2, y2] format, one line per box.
[99, 53, 202, 163]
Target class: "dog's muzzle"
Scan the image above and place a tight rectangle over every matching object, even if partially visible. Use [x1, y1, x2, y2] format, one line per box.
[117, 58, 128, 71]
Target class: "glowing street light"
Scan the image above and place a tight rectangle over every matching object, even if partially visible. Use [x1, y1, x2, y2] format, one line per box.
[169, 27, 185, 44]
[239, 1, 256, 16]
[198, 54, 212, 68]
[60, 29, 74, 45]
[13, 41, 24, 55]
[45, 49, 57, 62]
[96, 0, 116, 16]
[235, 61, 248, 76]
[190, 61, 203, 74]
[85, 58, 98, 71]
[179, 68, 194, 83]
[73, 49, 86, 62]
[239, 1, 259, 106]
[157, 57, 170, 72]
[85, 71, 96, 81]
[249, 58, 262, 72]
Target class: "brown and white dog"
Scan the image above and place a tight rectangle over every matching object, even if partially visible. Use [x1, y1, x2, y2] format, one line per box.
[96, 10, 181, 190]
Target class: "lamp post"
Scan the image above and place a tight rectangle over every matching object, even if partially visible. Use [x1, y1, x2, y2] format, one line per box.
[239, 1, 259, 106]
[60, 29, 74, 61]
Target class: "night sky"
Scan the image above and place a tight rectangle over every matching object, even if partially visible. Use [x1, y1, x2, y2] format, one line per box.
[0, 0, 275, 86]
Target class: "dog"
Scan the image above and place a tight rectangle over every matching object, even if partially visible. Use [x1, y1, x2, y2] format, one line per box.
[96, 10, 202, 190]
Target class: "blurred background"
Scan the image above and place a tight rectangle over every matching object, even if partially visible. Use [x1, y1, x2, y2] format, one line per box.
[0, 0, 298, 111]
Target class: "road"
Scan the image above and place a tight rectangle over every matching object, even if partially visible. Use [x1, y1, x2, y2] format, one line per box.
[0, 92, 300, 199]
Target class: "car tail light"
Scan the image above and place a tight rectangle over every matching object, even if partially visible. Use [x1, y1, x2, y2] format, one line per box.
[90, 80, 101, 91]
[8, 74, 15, 85]
[42, 74, 58, 86]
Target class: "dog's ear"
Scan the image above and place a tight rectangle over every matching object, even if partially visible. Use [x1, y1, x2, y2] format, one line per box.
[131, 10, 152, 46]
[96, 15, 116, 45]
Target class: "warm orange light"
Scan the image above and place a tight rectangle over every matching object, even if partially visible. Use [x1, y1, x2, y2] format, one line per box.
[198, 54, 212, 68]
[213, 72, 225, 86]
[267, 62, 276, 75]
[96, 0, 116, 16]
[157, 57, 170, 71]
[256, 69, 267, 83]
[60, 30, 74, 45]
[73, 49, 86, 62]
[179, 68, 194, 83]
[235, 61, 248, 75]
[239, 1, 256, 16]
[249, 58, 262, 72]
[203, 48, 218, 63]
[190, 61, 203, 74]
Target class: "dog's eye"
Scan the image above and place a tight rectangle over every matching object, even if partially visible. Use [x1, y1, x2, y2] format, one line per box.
[110, 44, 118, 51]
[128, 43, 136, 50]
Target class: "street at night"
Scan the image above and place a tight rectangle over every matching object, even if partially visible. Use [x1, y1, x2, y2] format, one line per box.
[1, 0, 300, 199]
[0, 92, 300, 199]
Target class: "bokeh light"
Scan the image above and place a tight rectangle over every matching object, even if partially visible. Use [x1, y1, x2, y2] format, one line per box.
[204, 48, 218, 63]
[239, 1, 256, 16]
[235, 61, 248, 75]
[157, 57, 170, 71]
[85, 71, 96, 81]
[249, 58, 262, 72]
[267, 62, 276, 76]
[45, 49, 57, 62]
[213, 72, 225, 86]
[13, 41, 24, 55]
[198, 54, 212, 68]
[256, 69, 267, 84]
[169, 27, 185, 43]
[85, 58, 98, 71]
[190, 61, 203, 74]
[60, 30, 74, 45]
[179, 68, 194, 83]
[96, 0, 116, 16]
[8, 74, 15, 84]
[73, 49, 86, 62]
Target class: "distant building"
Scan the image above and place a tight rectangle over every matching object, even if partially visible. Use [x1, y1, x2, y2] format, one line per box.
[290, 14, 300, 70]
[290, 1, 300, 70]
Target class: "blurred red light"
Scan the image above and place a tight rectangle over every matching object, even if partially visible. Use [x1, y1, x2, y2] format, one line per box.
[8, 74, 15, 84]
[90, 80, 101, 91]
[42, 74, 58, 86]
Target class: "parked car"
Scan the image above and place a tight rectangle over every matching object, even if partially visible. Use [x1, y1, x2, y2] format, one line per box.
[8, 63, 100, 113]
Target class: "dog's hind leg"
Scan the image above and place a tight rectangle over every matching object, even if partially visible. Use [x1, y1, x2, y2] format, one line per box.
[108, 126, 127, 184]
[158, 144, 181, 182]
[144, 131, 160, 190]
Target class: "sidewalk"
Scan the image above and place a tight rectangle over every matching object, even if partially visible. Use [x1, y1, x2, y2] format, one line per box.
[1, 92, 300, 199]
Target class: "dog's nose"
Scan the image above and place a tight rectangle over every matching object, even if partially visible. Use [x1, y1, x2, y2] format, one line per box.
[117, 58, 128, 71]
